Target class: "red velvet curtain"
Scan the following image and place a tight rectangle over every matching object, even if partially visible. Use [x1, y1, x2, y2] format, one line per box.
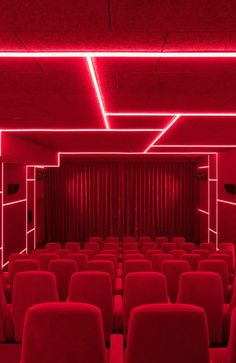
[45, 159, 199, 242]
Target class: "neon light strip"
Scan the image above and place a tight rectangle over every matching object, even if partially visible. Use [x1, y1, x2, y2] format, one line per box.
[152, 145, 236, 148]
[218, 199, 236, 206]
[209, 228, 217, 234]
[27, 179, 35, 181]
[26, 167, 28, 253]
[208, 155, 210, 243]
[0, 247, 2, 249]
[198, 165, 209, 169]
[34, 168, 36, 249]
[1, 163, 3, 268]
[209, 179, 217, 181]
[27, 228, 35, 234]
[1, 52, 236, 58]
[144, 115, 180, 153]
[2, 261, 9, 268]
[216, 154, 219, 249]
[19, 248, 27, 254]
[87, 57, 109, 129]
[3, 199, 27, 207]
[2, 128, 164, 132]
[198, 209, 209, 215]
[106, 112, 236, 116]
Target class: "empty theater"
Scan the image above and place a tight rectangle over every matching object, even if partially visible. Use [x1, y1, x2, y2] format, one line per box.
[1, 2, 236, 363]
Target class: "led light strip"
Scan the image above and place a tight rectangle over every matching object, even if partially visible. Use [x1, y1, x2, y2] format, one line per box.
[87, 57, 109, 129]
[208, 155, 210, 243]
[209, 228, 217, 235]
[198, 209, 209, 215]
[144, 115, 180, 153]
[1, 52, 236, 58]
[215, 153, 219, 248]
[218, 199, 236, 206]
[2, 198, 26, 207]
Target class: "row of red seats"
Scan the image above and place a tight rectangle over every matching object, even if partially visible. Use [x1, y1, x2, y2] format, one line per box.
[2, 301, 236, 363]
[1, 267, 236, 345]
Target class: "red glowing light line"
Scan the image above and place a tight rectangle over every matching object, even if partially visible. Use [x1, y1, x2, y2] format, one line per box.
[19, 248, 27, 254]
[33, 167, 36, 249]
[1, 163, 3, 267]
[27, 228, 35, 234]
[209, 179, 217, 181]
[198, 209, 209, 215]
[152, 145, 236, 148]
[1, 128, 164, 132]
[1, 52, 236, 58]
[218, 199, 236, 206]
[3, 198, 26, 207]
[27, 179, 35, 181]
[87, 57, 109, 129]
[106, 112, 236, 117]
[198, 165, 208, 169]
[26, 167, 28, 253]
[144, 115, 180, 153]
[215, 153, 219, 249]
[208, 155, 210, 243]
[209, 228, 217, 234]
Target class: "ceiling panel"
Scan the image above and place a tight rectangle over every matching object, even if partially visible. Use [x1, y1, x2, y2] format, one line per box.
[94, 57, 236, 112]
[111, 0, 236, 32]
[11, 131, 159, 152]
[108, 115, 171, 129]
[156, 116, 236, 145]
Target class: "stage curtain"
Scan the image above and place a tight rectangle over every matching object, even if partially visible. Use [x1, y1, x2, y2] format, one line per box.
[45, 159, 199, 241]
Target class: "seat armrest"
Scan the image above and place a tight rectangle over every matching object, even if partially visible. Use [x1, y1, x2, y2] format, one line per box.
[109, 334, 124, 363]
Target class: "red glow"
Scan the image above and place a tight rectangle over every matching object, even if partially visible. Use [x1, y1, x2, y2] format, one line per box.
[27, 228, 35, 234]
[3, 199, 27, 207]
[209, 228, 217, 235]
[216, 154, 219, 249]
[198, 165, 209, 169]
[87, 57, 109, 129]
[218, 199, 236, 206]
[198, 209, 209, 215]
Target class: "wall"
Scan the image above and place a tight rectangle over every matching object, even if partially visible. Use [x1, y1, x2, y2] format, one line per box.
[218, 148, 236, 244]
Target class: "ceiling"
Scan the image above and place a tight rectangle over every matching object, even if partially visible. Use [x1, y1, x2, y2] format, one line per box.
[1, 1, 236, 157]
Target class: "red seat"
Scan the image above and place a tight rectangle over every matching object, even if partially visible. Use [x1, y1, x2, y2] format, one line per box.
[141, 243, 157, 256]
[9, 253, 31, 262]
[21, 302, 109, 363]
[67, 253, 88, 271]
[210, 253, 233, 276]
[169, 249, 186, 260]
[0, 273, 14, 342]
[199, 259, 230, 301]
[181, 243, 196, 253]
[200, 242, 216, 254]
[96, 254, 118, 271]
[145, 249, 163, 260]
[161, 260, 190, 302]
[123, 272, 169, 339]
[123, 242, 138, 250]
[223, 276, 236, 343]
[162, 242, 177, 253]
[12, 271, 58, 342]
[37, 253, 58, 271]
[123, 260, 152, 278]
[30, 249, 43, 259]
[125, 304, 209, 363]
[48, 260, 77, 301]
[182, 254, 201, 271]
[155, 236, 168, 249]
[171, 236, 185, 248]
[151, 253, 173, 272]
[106, 236, 119, 242]
[64, 242, 80, 253]
[8, 260, 39, 288]
[79, 249, 96, 260]
[192, 249, 209, 260]
[123, 254, 144, 262]
[45, 242, 61, 251]
[84, 242, 100, 253]
[211, 307, 236, 363]
[87, 260, 116, 293]
[177, 271, 224, 344]
[68, 271, 113, 343]
[219, 242, 235, 267]
[55, 249, 71, 259]
[103, 242, 119, 251]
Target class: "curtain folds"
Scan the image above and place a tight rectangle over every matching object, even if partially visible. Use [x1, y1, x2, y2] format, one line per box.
[45, 159, 199, 242]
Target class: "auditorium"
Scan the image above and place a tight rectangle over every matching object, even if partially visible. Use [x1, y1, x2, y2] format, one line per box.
[0, 1, 236, 362]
